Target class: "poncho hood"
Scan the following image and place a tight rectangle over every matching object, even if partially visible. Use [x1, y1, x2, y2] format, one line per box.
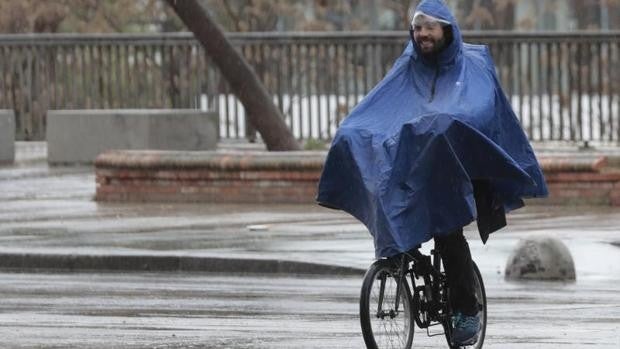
[411, 0, 463, 67]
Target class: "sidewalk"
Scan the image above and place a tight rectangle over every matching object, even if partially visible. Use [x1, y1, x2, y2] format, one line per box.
[1, 142, 361, 274]
[0, 142, 619, 279]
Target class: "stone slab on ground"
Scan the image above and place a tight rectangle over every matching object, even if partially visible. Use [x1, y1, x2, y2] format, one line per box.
[46, 109, 219, 164]
[0, 110, 15, 164]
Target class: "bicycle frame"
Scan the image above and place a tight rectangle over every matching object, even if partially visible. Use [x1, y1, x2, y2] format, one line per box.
[395, 248, 450, 331]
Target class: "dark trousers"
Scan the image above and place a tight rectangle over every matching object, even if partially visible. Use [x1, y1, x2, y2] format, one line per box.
[434, 228, 478, 316]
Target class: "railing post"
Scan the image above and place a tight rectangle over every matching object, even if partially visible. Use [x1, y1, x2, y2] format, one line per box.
[0, 31, 619, 144]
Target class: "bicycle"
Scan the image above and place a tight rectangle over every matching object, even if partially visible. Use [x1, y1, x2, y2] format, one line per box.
[359, 245, 487, 349]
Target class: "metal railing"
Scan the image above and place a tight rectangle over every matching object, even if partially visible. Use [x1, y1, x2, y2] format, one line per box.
[1, 31, 619, 143]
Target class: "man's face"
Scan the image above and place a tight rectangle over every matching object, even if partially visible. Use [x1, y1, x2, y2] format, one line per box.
[413, 21, 446, 56]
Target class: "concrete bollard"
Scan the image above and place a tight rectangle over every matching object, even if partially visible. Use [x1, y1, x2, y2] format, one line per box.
[0, 110, 15, 164]
[505, 236, 576, 281]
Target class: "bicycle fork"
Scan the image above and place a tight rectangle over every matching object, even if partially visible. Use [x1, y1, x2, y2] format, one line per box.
[376, 256, 408, 319]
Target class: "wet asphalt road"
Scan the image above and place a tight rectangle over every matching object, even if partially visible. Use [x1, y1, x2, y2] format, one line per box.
[0, 270, 618, 349]
[1, 142, 619, 348]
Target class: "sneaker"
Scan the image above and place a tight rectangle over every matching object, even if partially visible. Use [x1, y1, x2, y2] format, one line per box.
[452, 312, 481, 346]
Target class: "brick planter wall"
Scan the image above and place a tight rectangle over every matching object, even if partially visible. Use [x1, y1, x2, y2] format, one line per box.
[95, 150, 324, 203]
[95, 150, 620, 206]
[537, 156, 620, 206]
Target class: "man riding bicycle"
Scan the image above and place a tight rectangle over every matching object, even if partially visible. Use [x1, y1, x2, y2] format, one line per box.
[317, 0, 548, 346]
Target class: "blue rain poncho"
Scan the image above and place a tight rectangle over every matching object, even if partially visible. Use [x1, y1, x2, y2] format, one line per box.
[317, 0, 548, 258]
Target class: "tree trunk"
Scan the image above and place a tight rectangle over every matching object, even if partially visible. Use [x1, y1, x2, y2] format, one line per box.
[165, 0, 300, 151]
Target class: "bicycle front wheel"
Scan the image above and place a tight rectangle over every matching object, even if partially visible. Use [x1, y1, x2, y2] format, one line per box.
[470, 261, 487, 349]
[445, 261, 487, 349]
[360, 259, 414, 349]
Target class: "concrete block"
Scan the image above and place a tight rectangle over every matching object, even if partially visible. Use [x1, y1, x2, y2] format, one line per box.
[47, 109, 218, 164]
[0, 110, 15, 164]
[505, 236, 576, 282]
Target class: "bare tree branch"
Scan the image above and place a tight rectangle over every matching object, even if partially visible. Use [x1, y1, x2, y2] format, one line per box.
[165, 0, 300, 151]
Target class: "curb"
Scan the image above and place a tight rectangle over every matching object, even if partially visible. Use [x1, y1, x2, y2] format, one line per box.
[0, 253, 366, 276]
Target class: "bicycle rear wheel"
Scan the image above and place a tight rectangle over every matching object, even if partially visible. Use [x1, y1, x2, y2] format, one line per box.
[445, 261, 487, 349]
[360, 259, 414, 349]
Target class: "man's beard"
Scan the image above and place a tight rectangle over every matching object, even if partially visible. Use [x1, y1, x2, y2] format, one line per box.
[416, 36, 447, 58]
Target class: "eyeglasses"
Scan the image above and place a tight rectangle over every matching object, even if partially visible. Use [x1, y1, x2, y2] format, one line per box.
[412, 21, 442, 32]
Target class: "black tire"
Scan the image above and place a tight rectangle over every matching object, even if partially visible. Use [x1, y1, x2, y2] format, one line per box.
[445, 261, 487, 349]
[360, 259, 414, 349]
